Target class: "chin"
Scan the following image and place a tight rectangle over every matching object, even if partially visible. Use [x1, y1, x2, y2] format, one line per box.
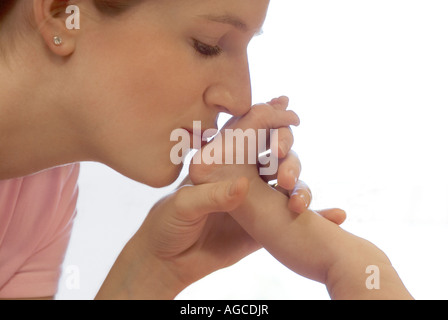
[102, 146, 186, 188]
[131, 162, 184, 188]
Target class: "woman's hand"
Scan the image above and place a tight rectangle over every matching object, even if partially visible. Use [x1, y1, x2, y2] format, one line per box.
[138, 176, 258, 286]
[96, 176, 260, 299]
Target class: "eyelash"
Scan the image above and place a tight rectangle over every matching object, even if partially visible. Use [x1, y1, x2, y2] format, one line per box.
[192, 39, 223, 58]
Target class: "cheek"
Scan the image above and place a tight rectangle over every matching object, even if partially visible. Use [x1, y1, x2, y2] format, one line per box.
[73, 27, 206, 185]
[111, 46, 201, 123]
[81, 20, 209, 124]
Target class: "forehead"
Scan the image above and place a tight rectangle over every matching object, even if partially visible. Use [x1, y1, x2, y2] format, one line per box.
[155, 0, 270, 33]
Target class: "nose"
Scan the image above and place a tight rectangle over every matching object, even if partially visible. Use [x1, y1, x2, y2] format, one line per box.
[203, 55, 252, 117]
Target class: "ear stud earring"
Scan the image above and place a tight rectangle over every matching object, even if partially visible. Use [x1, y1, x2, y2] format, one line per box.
[53, 36, 62, 46]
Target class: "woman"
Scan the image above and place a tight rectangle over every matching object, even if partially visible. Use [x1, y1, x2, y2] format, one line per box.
[0, 0, 347, 299]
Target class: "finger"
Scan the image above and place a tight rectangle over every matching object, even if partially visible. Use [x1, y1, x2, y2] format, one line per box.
[277, 150, 301, 190]
[259, 126, 294, 159]
[249, 104, 300, 131]
[315, 208, 347, 225]
[275, 126, 294, 159]
[267, 129, 280, 157]
[173, 177, 250, 221]
[268, 96, 290, 110]
[287, 180, 312, 214]
[259, 150, 300, 185]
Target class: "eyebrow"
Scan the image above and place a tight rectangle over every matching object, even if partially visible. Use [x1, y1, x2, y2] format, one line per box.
[198, 14, 263, 35]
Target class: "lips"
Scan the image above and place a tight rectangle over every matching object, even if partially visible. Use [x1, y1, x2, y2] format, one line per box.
[183, 127, 218, 148]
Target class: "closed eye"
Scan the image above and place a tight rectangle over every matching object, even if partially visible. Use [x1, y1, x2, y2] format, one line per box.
[192, 39, 223, 58]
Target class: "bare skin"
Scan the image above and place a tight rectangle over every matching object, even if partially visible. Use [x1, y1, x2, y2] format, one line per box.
[97, 100, 348, 300]
[1, 0, 344, 299]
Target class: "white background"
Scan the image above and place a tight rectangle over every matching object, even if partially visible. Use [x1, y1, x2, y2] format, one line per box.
[57, 0, 448, 300]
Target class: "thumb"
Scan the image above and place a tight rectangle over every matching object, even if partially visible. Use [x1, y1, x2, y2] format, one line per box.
[173, 177, 250, 222]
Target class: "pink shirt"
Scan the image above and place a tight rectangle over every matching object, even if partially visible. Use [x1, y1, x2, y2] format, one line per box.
[0, 163, 80, 298]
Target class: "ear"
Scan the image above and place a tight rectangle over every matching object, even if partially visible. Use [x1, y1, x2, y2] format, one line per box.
[33, 0, 77, 56]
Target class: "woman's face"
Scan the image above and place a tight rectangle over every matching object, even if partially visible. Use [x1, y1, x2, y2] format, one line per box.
[68, 0, 270, 187]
